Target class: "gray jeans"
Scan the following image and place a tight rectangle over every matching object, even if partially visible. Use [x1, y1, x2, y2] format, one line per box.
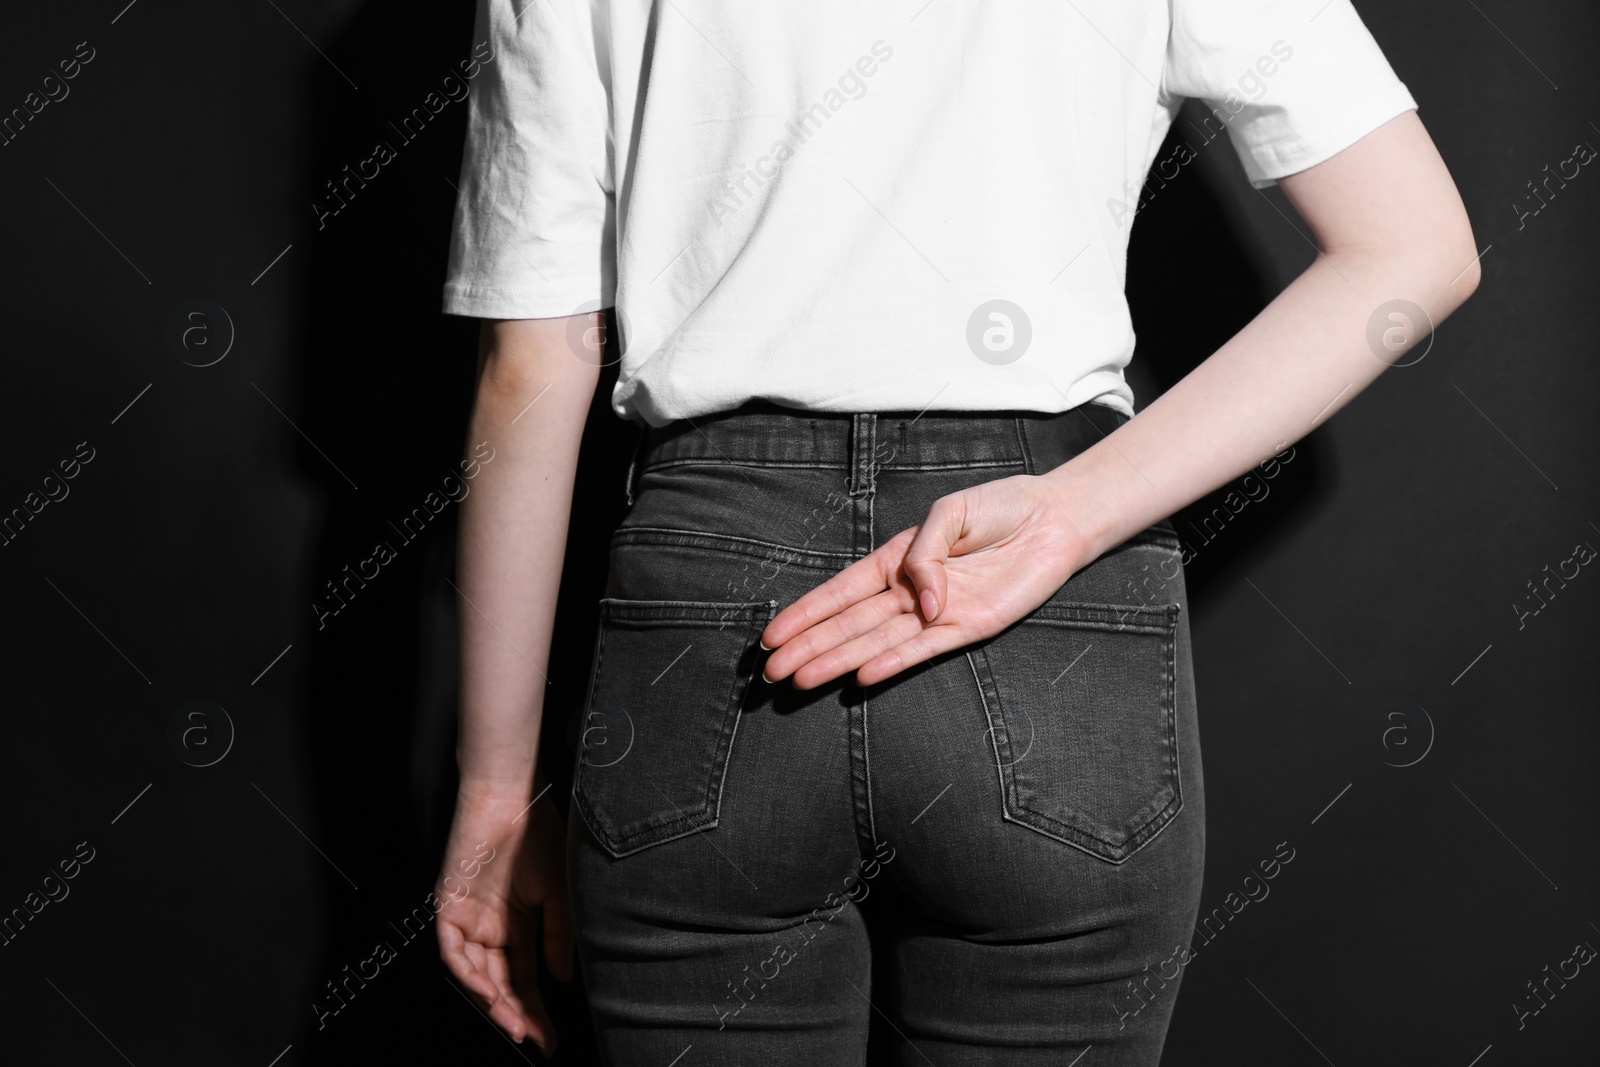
[565, 401, 1206, 1065]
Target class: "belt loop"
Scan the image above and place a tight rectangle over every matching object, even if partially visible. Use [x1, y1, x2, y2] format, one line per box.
[1015, 416, 1037, 476]
[847, 413, 877, 497]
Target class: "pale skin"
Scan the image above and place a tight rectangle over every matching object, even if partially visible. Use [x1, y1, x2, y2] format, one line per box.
[435, 109, 1480, 1051]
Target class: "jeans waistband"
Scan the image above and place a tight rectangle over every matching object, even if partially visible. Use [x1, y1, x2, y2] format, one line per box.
[639, 399, 1129, 472]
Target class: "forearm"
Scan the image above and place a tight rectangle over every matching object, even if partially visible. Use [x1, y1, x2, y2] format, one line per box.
[1042, 250, 1471, 559]
[455, 318, 600, 799]
[1041, 112, 1481, 562]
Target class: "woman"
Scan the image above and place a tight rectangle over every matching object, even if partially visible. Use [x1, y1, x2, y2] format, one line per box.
[433, 1, 1478, 1062]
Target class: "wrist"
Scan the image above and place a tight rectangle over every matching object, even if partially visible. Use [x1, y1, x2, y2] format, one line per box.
[455, 767, 542, 815]
[1038, 448, 1142, 564]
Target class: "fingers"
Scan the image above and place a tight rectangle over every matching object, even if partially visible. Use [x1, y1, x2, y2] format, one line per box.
[760, 528, 916, 649]
[902, 497, 965, 621]
[762, 586, 916, 684]
[463, 940, 528, 1040]
[514, 987, 557, 1056]
[440, 918, 553, 1052]
[790, 609, 929, 690]
[489, 949, 556, 1056]
[856, 624, 973, 687]
[484, 950, 530, 1020]
[438, 920, 502, 1010]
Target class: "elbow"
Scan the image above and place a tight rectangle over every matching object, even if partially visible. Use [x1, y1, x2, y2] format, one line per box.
[1283, 111, 1484, 311]
[473, 316, 604, 411]
[1397, 189, 1483, 310]
[1375, 212, 1483, 319]
[478, 349, 548, 405]
[1443, 217, 1482, 304]
[1430, 174, 1484, 307]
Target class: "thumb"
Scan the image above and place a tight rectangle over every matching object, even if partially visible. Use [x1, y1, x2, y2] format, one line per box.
[901, 496, 965, 622]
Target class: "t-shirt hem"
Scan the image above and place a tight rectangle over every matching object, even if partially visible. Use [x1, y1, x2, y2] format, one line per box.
[440, 280, 613, 321]
[611, 372, 1137, 427]
[1243, 89, 1418, 189]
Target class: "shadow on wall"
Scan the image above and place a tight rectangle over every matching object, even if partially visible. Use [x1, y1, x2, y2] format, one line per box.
[285, 2, 627, 1062]
[1123, 98, 1328, 618]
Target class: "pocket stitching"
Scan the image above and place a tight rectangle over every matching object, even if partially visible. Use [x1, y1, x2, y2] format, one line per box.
[970, 604, 1183, 865]
[573, 598, 773, 858]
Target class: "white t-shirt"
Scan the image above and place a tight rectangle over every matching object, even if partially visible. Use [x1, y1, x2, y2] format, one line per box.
[441, 0, 1417, 427]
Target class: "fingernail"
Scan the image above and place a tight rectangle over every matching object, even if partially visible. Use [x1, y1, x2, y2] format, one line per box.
[759, 640, 772, 651]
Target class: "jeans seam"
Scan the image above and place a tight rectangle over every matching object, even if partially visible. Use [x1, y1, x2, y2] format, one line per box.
[848, 414, 879, 851]
[968, 648, 1012, 831]
[612, 526, 857, 565]
[643, 457, 1020, 473]
[862, 689, 879, 850]
[643, 458, 847, 472]
[864, 417, 878, 843]
[1015, 417, 1037, 476]
[866, 477, 876, 555]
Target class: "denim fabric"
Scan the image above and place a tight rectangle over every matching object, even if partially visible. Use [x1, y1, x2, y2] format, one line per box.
[566, 401, 1206, 1065]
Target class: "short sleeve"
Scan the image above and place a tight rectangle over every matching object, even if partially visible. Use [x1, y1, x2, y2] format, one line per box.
[1159, 0, 1418, 189]
[441, 0, 614, 319]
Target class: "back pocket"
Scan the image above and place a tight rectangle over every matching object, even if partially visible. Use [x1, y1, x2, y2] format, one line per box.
[967, 600, 1182, 864]
[571, 598, 775, 858]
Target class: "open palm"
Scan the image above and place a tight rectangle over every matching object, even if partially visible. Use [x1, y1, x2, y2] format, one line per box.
[760, 474, 1092, 688]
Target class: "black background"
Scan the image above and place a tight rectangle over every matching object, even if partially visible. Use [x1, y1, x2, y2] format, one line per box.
[0, 1, 1594, 1064]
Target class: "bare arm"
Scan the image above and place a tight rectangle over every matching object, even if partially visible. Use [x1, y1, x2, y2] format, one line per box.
[1041, 109, 1481, 563]
[436, 315, 600, 1054]
[455, 316, 600, 798]
[762, 110, 1482, 685]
